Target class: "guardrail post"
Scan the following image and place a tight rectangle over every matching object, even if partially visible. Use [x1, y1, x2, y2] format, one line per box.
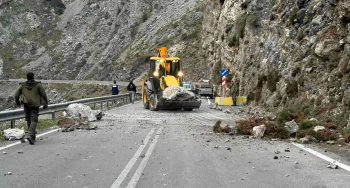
[11, 120, 15, 129]
[100, 102, 103, 110]
[52, 112, 56, 120]
[93, 103, 96, 110]
[107, 101, 109, 110]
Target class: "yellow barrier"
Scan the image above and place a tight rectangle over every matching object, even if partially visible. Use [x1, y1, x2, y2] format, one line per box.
[215, 97, 234, 106]
[236, 96, 247, 106]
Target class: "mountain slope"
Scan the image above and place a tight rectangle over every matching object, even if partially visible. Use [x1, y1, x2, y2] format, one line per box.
[0, 0, 208, 81]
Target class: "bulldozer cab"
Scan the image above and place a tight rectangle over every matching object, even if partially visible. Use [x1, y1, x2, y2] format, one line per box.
[155, 59, 181, 78]
[148, 47, 183, 90]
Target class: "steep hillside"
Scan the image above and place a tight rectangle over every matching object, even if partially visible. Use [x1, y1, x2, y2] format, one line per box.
[203, 0, 350, 127]
[0, 0, 208, 81]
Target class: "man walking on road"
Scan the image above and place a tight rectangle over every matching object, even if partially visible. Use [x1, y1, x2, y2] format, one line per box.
[127, 80, 137, 103]
[112, 80, 119, 95]
[15, 72, 48, 145]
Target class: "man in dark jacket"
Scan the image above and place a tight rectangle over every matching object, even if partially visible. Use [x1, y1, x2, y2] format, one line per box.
[127, 80, 137, 103]
[15, 72, 48, 145]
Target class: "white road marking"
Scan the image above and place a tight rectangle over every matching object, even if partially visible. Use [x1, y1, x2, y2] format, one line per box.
[126, 127, 163, 188]
[110, 128, 156, 188]
[0, 128, 61, 151]
[292, 143, 350, 172]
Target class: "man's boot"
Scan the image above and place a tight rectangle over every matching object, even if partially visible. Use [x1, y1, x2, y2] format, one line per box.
[21, 121, 31, 143]
[28, 120, 38, 144]
[27, 137, 34, 145]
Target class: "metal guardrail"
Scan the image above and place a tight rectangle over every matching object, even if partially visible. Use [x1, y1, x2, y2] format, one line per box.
[0, 93, 142, 128]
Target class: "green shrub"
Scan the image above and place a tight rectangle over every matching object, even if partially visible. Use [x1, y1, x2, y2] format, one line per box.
[211, 61, 222, 85]
[276, 109, 294, 125]
[299, 121, 317, 130]
[278, 126, 290, 139]
[228, 13, 246, 47]
[309, 129, 336, 141]
[289, 6, 298, 23]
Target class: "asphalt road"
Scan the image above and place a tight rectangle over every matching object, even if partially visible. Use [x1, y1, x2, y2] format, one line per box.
[1, 100, 350, 188]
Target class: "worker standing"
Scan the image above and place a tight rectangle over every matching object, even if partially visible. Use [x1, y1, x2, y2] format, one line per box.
[112, 81, 119, 95]
[127, 80, 137, 103]
[15, 72, 48, 145]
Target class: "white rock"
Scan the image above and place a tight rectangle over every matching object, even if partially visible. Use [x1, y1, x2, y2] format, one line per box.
[326, 141, 335, 145]
[309, 118, 318, 122]
[2, 128, 25, 140]
[284, 120, 299, 136]
[67, 103, 100, 122]
[313, 126, 326, 132]
[327, 163, 338, 169]
[253, 124, 266, 138]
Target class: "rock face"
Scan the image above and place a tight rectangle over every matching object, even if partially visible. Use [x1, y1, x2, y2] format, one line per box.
[0, 0, 207, 81]
[201, 0, 350, 123]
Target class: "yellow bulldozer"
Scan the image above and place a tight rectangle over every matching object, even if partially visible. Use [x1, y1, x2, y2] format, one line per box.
[141, 47, 202, 111]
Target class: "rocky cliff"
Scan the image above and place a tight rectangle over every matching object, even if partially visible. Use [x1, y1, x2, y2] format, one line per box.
[201, 0, 350, 127]
[0, 0, 208, 81]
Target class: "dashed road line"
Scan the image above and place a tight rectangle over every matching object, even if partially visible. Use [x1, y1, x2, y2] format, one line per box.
[126, 127, 164, 188]
[110, 128, 156, 188]
[292, 143, 350, 172]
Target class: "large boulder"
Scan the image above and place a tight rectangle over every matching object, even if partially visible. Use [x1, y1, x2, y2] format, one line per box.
[67, 103, 102, 122]
[162, 86, 195, 101]
[284, 120, 299, 136]
[2, 128, 25, 140]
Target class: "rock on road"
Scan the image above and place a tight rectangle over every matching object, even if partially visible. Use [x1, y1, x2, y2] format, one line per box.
[0, 100, 349, 188]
